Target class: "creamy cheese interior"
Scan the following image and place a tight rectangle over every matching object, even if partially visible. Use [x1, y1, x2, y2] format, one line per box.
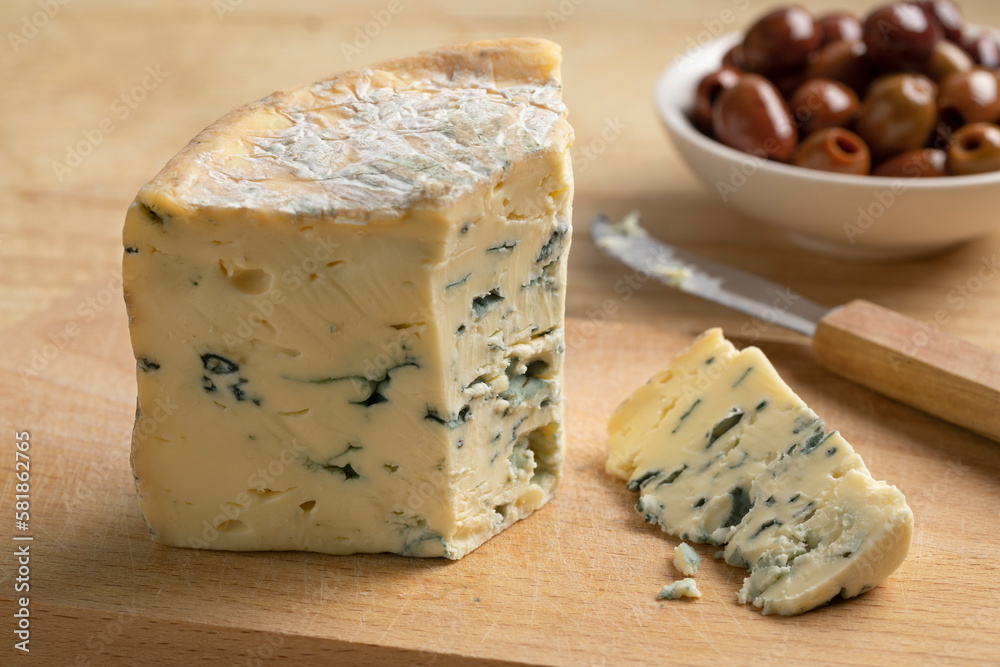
[123, 39, 574, 559]
[607, 329, 913, 614]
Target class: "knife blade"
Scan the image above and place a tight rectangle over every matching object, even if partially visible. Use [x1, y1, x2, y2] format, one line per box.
[590, 212, 1000, 443]
[590, 212, 829, 337]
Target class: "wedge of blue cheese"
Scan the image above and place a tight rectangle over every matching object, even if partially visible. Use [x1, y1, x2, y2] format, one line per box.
[607, 329, 913, 615]
[123, 39, 574, 559]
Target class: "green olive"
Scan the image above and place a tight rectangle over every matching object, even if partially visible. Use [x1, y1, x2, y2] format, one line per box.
[855, 73, 938, 161]
[924, 39, 973, 82]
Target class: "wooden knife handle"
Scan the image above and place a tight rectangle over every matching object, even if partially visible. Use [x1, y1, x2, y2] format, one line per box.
[813, 299, 1000, 442]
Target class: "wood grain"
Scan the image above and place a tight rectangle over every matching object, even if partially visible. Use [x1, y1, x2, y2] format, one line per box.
[3, 0, 1000, 664]
[1, 286, 998, 666]
[815, 299, 1000, 442]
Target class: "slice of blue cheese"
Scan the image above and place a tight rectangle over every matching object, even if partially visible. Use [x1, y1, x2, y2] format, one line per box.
[607, 329, 913, 615]
[122, 39, 574, 559]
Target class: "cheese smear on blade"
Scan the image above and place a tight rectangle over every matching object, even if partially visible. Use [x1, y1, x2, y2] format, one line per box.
[123, 39, 574, 559]
[607, 329, 913, 615]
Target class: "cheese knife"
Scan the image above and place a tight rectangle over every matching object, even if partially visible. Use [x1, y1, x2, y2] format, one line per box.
[591, 212, 1000, 443]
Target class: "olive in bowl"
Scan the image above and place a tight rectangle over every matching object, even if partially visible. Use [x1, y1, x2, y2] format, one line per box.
[863, 2, 942, 70]
[654, 30, 1000, 260]
[741, 6, 822, 76]
[947, 122, 1000, 174]
[711, 74, 798, 161]
[855, 73, 939, 161]
[937, 67, 1000, 124]
[792, 128, 871, 175]
[788, 78, 860, 136]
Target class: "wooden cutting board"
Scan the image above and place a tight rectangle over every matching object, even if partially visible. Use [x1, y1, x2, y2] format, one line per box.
[1, 281, 998, 666]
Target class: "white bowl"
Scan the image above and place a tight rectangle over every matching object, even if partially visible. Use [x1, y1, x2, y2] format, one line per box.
[654, 32, 1000, 261]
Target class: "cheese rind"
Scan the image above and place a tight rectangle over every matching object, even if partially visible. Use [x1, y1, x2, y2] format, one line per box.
[124, 39, 573, 559]
[607, 329, 913, 615]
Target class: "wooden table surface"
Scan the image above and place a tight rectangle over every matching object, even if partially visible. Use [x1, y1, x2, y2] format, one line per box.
[2, 0, 999, 665]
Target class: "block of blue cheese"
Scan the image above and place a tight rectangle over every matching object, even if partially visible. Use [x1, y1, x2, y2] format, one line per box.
[122, 39, 574, 559]
[607, 329, 913, 615]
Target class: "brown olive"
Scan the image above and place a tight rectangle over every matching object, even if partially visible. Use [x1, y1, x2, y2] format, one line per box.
[946, 122, 1000, 175]
[742, 6, 822, 76]
[917, 1, 964, 43]
[693, 67, 743, 134]
[722, 44, 747, 70]
[789, 78, 860, 135]
[804, 40, 875, 95]
[863, 3, 942, 70]
[924, 39, 973, 82]
[856, 73, 939, 160]
[929, 106, 964, 150]
[939, 68, 1000, 124]
[792, 128, 871, 174]
[712, 73, 798, 162]
[818, 12, 863, 46]
[774, 72, 806, 99]
[962, 32, 1000, 70]
[873, 148, 948, 176]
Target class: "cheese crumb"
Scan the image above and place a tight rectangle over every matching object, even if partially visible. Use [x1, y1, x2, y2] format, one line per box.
[673, 541, 701, 576]
[657, 578, 701, 600]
